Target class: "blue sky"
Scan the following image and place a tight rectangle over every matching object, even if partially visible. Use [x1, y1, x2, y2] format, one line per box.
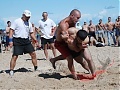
[0, 0, 119, 29]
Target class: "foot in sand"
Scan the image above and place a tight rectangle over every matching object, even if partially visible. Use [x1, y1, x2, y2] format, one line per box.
[49, 58, 56, 69]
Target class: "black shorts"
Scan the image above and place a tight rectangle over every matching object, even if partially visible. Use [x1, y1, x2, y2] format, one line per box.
[12, 37, 35, 56]
[70, 49, 83, 58]
[89, 31, 96, 39]
[41, 37, 54, 45]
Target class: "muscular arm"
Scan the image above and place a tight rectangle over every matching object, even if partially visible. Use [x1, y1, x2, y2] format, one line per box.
[59, 22, 69, 41]
[101, 24, 106, 30]
[36, 28, 43, 36]
[9, 28, 14, 48]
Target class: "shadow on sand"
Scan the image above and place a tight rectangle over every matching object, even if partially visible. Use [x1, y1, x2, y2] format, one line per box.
[38, 73, 73, 80]
[25, 58, 46, 61]
[3, 67, 32, 74]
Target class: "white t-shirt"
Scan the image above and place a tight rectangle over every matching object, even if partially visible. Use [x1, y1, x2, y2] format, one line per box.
[38, 18, 56, 39]
[10, 18, 33, 38]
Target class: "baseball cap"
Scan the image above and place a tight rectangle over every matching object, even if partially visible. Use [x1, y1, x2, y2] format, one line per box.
[23, 10, 31, 17]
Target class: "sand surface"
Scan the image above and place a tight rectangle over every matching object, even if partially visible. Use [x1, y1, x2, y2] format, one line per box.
[0, 46, 119, 90]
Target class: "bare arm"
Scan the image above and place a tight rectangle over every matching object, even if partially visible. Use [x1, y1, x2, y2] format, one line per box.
[9, 28, 14, 48]
[30, 32, 37, 41]
[36, 27, 43, 36]
[59, 22, 69, 41]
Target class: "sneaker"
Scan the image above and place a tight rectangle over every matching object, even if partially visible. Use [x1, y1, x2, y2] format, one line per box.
[34, 68, 40, 71]
[9, 70, 14, 76]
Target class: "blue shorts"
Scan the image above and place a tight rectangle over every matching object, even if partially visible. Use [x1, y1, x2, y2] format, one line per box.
[115, 28, 120, 36]
[6, 36, 9, 46]
[97, 30, 105, 38]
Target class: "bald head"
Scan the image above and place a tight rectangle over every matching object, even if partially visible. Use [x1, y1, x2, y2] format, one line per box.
[69, 9, 81, 24]
[68, 27, 78, 35]
[70, 9, 81, 15]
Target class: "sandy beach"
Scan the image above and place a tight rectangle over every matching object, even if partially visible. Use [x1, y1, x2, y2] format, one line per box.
[0, 46, 119, 90]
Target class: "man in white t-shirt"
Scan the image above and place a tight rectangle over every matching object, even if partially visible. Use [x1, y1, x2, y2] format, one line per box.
[9, 10, 38, 76]
[39, 12, 56, 59]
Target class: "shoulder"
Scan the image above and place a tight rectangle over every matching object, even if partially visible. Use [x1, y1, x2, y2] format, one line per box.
[38, 19, 43, 23]
[13, 18, 22, 24]
[29, 22, 32, 27]
[48, 18, 54, 22]
[15, 18, 21, 22]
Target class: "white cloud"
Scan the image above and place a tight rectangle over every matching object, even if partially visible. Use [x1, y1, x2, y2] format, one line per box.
[2, 17, 18, 25]
[80, 14, 92, 23]
[98, 9, 107, 16]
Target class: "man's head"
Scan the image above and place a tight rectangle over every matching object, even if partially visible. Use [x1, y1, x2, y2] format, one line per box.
[65, 27, 78, 44]
[68, 27, 78, 34]
[118, 16, 120, 21]
[84, 22, 87, 25]
[7, 21, 11, 26]
[108, 17, 111, 22]
[89, 20, 92, 24]
[69, 9, 81, 24]
[99, 19, 102, 23]
[22, 10, 31, 21]
[68, 27, 78, 38]
[76, 30, 89, 45]
[42, 12, 48, 20]
[32, 23, 34, 27]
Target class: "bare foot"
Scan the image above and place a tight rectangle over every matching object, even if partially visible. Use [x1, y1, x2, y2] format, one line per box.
[49, 58, 56, 69]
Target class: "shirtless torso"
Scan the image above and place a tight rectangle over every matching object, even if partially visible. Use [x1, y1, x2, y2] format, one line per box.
[88, 24, 96, 32]
[6, 27, 10, 36]
[97, 23, 106, 30]
[105, 17, 114, 31]
[115, 20, 120, 29]
[106, 22, 114, 31]
[82, 22, 88, 32]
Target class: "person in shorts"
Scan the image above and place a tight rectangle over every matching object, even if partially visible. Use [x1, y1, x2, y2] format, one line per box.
[9, 10, 38, 76]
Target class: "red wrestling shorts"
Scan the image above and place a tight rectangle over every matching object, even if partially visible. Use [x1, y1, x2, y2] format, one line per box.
[55, 40, 71, 58]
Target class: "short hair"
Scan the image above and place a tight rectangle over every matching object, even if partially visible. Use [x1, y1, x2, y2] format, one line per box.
[7, 21, 11, 24]
[70, 9, 80, 15]
[42, 12, 48, 15]
[76, 30, 88, 41]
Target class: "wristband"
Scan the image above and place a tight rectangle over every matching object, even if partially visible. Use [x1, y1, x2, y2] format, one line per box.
[9, 38, 13, 42]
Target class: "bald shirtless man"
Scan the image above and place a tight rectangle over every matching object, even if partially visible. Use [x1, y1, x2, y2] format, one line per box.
[50, 9, 81, 79]
[105, 17, 116, 46]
